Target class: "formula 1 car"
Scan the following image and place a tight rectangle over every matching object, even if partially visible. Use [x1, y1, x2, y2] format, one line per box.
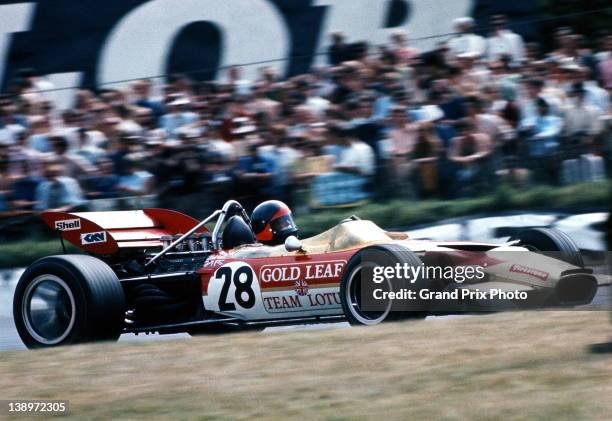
[13, 200, 598, 348]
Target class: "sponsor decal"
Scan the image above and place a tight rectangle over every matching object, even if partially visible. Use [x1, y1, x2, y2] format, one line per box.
[203, 259, 225, 268]
[263, 295, 302, 310]
[294, 279, 309, 296]
[259, 260, 345, 284]
[262, 291, 341, 311]
[80, 231, 107, 245]
[509, 264, 549, 281]
[54, 218, 81, 231]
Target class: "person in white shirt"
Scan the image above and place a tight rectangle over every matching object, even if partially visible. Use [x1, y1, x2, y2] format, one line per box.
[563, 83, 603, 140]
[334, 136, 375, 177]
[158, 96, 198, 139]
[304, 84, 330, 119]
[227, 66, 252, 96]
[447, 17, 487, 59]
[487, 15, 525, 65]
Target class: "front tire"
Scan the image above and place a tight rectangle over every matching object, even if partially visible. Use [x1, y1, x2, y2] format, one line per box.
[340, 245, 427, 326]
[13, 255, 125, 349]
[509, 228, 583, 267]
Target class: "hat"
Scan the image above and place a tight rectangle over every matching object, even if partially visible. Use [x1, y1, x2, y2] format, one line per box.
[457, 51, 479, 60]
[168, 95, 190, 107]
[454, 17, 474, 28]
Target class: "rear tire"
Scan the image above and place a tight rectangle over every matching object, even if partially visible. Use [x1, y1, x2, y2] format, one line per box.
[340, 245, 428, 326]
[509, 228, 583, 267]
[13, 255, 125, 349]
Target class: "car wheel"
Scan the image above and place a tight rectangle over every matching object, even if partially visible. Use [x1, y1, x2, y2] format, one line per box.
[13, 255, 125, 349]
[509, 228, 583, 267]
[340, 244, 428, 326]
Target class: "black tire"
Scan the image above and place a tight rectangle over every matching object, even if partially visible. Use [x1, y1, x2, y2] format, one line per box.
[340, 244, 428, 326]
[509, 228, 584, 267]
[13, 255, 125, 349]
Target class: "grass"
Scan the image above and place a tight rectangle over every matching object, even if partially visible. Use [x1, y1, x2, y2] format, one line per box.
[297, 181, 610, 237]
[0, 181, 608, 268]
[0, 241, 79, 269]
[0, 311, 611, 419]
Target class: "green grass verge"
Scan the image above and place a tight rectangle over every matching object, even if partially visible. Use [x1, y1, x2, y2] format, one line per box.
[297, 181, 610, 237]
[0, 181, 608, 269]
[0, 241, 79, 269]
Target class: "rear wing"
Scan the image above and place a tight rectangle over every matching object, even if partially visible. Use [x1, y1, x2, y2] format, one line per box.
[41, 209, 208, 255]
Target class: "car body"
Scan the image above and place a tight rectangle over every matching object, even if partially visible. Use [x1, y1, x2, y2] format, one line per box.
[13, 200, 598, 348]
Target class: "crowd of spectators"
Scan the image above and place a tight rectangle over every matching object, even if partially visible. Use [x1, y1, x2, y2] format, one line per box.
[0, 14, 610, 226]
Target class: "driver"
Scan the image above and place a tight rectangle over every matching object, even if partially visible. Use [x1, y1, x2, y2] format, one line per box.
[251, 200, 299, 246]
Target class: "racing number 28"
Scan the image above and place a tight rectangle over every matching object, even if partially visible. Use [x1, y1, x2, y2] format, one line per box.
[217, 266, 256, 310]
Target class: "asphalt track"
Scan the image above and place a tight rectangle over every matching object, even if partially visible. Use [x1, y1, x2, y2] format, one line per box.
[1, 212, 610, 351]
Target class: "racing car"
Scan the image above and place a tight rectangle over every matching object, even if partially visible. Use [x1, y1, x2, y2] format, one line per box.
[13, 200, 598, 348]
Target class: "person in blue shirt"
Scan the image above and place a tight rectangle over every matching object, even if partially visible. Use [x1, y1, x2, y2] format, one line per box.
[234, 142, 279, 209]
[526, 98, 563, 157]
[523, 98, 564, 184]
[159, 97, 198, 139]
[34, 161, 86, 211]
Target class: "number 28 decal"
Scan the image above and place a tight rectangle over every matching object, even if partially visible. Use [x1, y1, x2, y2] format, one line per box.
[215, 264, 256, 310]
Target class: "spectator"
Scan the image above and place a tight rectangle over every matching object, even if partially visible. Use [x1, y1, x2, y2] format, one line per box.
[34, 160, 86, 211]
[520, 78, 558, 126]
[311, 125, 374, 207]
[525, 98, 564, 184]
[258, 125, 301, 201]
[411, 122, 442, 198]
[117, 157, 155, 196]
[386, 105, 418, 194]
[50, 135, 95, 180]
[390, 30, 420, 65]
[447, 17, 487, 58]
[235, 140, 279, 208]
[292, 137, 334, 182]
[292, 137, 334, 209]
[249, 83, 281, 119]
[563, 82, 603, 153]
[448, 119, 493, 193]
[487, 15, 525, 65]
[327, 32, 350, 66]
[159, 95, 198, 138]
[132, 79, 165, 123]
[332, 128, 375, 177]
[227, 66, 252, 96]
[84, 158, 120, 199]
[466, 96, 514, 148]
[26, 116, 52, 152]
[304, 82, 331, 118]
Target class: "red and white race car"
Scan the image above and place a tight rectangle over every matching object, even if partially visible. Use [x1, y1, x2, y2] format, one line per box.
[13, 200, 597, 348]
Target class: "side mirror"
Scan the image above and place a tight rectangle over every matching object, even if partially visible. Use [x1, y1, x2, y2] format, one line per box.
[284, 236, 304, 252]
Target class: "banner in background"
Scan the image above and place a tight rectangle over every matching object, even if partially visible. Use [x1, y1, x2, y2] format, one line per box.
[0, 0, 538, 98]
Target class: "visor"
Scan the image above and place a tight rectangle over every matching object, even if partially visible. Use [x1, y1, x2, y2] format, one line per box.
[271, 214, 297, 234]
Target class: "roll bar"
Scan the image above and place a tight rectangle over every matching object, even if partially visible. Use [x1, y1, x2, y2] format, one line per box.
[145, 200, 250, 267]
